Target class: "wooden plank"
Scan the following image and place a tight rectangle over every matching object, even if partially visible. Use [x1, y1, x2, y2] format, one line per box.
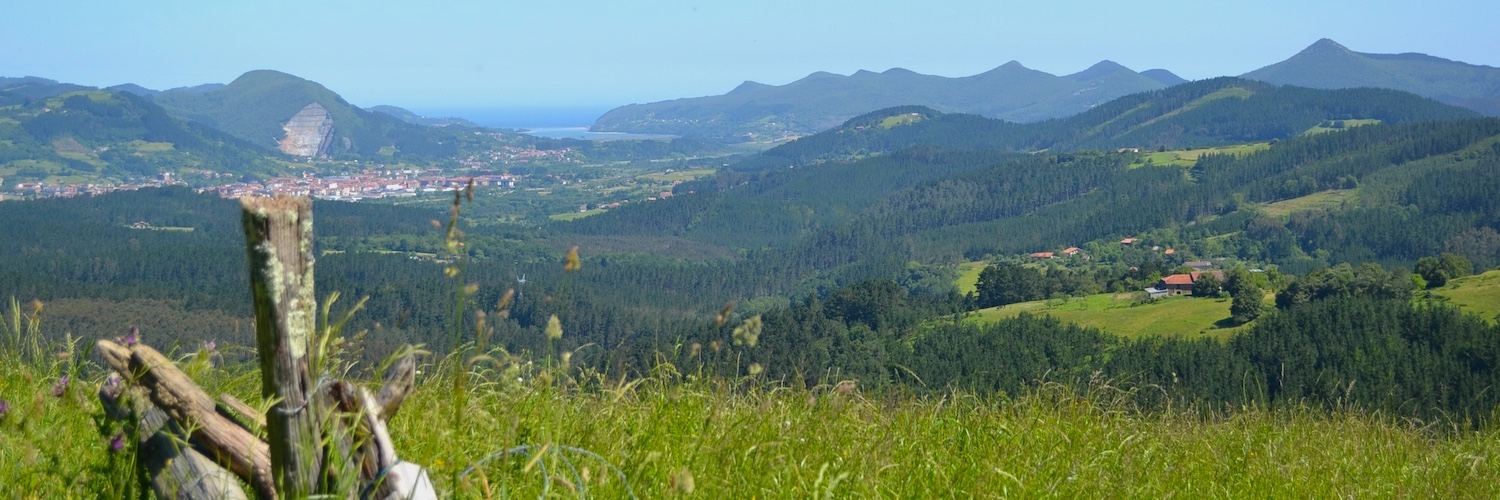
[100, 371, 249, 499]
[241, 196, 323, 496]
[98, 339, 276, 498]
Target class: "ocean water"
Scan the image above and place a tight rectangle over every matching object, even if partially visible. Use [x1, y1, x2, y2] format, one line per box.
[410, 106, 675, 140]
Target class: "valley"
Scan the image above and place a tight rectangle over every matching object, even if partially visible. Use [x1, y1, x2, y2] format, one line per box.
[4, 32, 1500, 497]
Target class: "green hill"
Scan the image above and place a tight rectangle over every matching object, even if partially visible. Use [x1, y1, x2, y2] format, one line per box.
[1431, 270, 1500, 323]
[591, 61, 1176, 142]
[1243, 38, 1500, 116]
[367, 105, 480, 127]
[151, 70, 462, 161]
[0, 89, 282, 182]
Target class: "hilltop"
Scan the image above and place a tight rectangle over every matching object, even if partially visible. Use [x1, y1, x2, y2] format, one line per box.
[1243, 38, 1500, 116]
[591, 61, 1181, 142]
[150, 70, 464, 161]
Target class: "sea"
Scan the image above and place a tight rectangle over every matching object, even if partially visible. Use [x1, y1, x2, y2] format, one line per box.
[410, 106, 677, 141]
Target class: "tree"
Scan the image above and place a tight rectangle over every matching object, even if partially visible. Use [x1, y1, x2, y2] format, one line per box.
[1226, 268, 1263, 324]
[1192, 273, 1223, 298]
[1230, 284, 1263, 325]
[1415, 253, 1472, 289]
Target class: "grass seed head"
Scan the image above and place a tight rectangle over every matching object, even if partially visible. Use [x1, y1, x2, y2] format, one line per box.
[546, 315, 563, 340]
[564, 246, 582, 272]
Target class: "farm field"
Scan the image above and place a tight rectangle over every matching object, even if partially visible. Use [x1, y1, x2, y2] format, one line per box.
[963, 292, 1247, 340]
[1129, 142, 1271, 168]
[1259, 189, 1358, 217]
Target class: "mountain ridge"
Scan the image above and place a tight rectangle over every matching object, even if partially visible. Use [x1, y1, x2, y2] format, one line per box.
[590, 61, 1178, 142]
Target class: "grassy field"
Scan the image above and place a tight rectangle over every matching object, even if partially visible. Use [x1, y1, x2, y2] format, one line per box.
[964, 292, 1247, 340]
[1432, 270, 1500, 323]
[550, 208, 607, 221]
[878, 112, 925, 129]
[638, 168, 715, 183]
[1259, 189, 1358, 217]
[1130, 142, 1272, 169]
[1303, 119, 1382, 135]
[5, 355, 1500, 498]
[953, 261, 987, 295]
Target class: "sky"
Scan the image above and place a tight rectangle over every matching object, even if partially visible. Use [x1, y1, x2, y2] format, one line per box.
[3, 0, 1498, 112]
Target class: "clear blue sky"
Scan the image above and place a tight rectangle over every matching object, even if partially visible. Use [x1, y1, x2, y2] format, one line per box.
[3, 0, 1496, 109]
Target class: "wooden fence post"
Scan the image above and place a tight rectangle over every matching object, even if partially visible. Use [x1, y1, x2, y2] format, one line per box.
[241, 196, 322, 496]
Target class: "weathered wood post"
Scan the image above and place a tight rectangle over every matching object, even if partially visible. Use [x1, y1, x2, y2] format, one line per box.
[241, 196, 322, 496]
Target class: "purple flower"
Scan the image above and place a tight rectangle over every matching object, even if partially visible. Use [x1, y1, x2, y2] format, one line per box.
[123, 326, 138, 347]
[0, 399, 10, 419]
[52, 375, 69, 397]
[110, 433, 126, 452]
[101, 373, 124, 399]
[201, 340, 216, 353]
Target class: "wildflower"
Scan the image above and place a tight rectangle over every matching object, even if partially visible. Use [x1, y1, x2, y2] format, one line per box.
[120, 326, 138, 347]
[53, 375, 70, 397]
[109, 433, 126, 452]
[564, 246, 582, 272]
[201, 340, 217, 353]
[101, 373, 124, 399]
[545, 315, 563, 340]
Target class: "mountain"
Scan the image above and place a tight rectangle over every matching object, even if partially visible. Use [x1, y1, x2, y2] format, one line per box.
[0, 88, 283, 182]
[590, 60, 1174, 142]
[105, 83, 160, 97]
[0, 76, 95, 99]
[743, 77, 1480, 167]
[151, 70, 461, 160]
[1243, 38, 1500, 116]
[367, 105, 481, 128]
[1141, 69, 1188, 86]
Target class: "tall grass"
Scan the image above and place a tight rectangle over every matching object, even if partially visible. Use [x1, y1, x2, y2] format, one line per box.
[9, 352, 1500, 497]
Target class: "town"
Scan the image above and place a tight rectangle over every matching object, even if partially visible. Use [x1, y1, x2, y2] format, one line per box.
[0, 168, 521, 202]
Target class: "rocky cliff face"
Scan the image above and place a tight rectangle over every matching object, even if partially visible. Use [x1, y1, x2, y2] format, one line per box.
[279, 103, 334, 157]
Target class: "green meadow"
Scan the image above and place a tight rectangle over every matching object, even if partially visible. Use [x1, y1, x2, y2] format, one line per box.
[962, 292, 1246, 340]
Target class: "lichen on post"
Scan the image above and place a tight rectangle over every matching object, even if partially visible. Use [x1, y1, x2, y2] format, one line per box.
[241, 195, 322, 496]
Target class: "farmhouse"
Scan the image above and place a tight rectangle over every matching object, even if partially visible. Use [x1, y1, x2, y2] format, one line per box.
[1062, 247, 1081, 256]
[1029, 251, 1054, 259]
[1152, 270, 1227, 297]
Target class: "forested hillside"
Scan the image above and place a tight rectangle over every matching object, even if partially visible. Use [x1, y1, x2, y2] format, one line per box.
[744, 78, 1478, 167]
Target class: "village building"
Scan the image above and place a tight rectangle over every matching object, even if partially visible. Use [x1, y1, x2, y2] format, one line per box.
[1148, 270, 1227, 297]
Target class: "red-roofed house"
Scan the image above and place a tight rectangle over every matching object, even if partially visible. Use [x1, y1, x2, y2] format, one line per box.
[1120, 238, 1138, 246]
[1159, 274, 1196, 295]
[1062, 247, 1081, 256]
[1029, 252, 1054, 259]
[1154, 270, 1226, 296]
